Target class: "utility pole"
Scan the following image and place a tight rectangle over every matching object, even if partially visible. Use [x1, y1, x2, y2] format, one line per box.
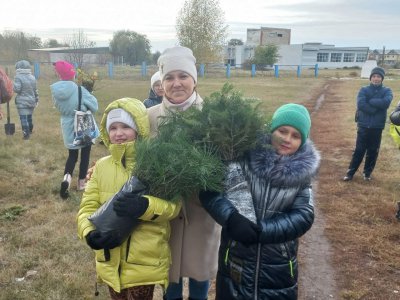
[381, 46, 385, 66]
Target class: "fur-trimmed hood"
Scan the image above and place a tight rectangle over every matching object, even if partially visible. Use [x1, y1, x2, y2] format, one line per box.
[247, 134, 320, 187]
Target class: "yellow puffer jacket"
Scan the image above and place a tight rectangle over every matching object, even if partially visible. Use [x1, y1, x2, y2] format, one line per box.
[77, 98, 181, 292]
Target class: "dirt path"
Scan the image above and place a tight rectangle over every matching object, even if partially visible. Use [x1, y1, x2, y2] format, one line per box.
[298, 82, 339, 299]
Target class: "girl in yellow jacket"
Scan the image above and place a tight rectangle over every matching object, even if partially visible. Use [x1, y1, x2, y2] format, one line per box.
[77, 98, 181, 300]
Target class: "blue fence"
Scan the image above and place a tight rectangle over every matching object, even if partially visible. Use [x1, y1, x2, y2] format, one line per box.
[29, 62, 320, 80]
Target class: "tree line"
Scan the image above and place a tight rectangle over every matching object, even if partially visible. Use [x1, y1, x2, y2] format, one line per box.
[1, 0, 278, 67]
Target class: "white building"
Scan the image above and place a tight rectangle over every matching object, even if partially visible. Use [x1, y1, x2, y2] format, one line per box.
[225, 26, 369, 69]
[225, 43, 369, 69]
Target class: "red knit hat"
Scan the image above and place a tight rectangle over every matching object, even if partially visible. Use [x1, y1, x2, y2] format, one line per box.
[53, 60, 76, 80]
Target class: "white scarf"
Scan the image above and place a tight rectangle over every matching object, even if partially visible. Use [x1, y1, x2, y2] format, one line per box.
[163, 91, 197, 112]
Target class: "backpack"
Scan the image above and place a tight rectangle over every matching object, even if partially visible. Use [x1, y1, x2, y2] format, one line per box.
[0, 67, 14, 103]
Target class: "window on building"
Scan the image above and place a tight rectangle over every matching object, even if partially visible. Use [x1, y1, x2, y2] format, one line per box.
[277, 34, 283, 37]
[317, 53, 329, 62]
[343, 53, 355, 62]
[330, 53, 342, 62]
[356, 53, 367, 62]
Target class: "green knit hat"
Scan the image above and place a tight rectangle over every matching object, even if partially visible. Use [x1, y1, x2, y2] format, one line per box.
[271, 103, 311, 146]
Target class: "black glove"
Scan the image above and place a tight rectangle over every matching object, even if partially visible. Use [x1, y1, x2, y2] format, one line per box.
[226, 211, 261, 246]
[86, 230, 120, 250]
[113, 191, 149, 218]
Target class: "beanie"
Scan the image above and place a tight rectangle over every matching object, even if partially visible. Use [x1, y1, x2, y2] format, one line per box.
[158, 46, 197, 83]
[370, 67, 385, 80]
[53, 60, 76, 80]
[106, 108, 137, 133]
[271, 103, 311, 146]
[150, 71, 161, 90]
[15, 60, 31, 70]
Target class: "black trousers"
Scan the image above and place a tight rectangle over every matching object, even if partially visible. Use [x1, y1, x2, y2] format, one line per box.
[64, 145, 92, 180]
[346, 127, 383, 177]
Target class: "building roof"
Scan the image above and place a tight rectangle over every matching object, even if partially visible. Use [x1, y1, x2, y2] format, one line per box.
[28, 47, 110, 53]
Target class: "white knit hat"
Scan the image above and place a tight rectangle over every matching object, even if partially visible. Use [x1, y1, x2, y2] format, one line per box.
[150, 71, 161, 88]
[158, 46, 197, 83]
[106, 108, 137, 133]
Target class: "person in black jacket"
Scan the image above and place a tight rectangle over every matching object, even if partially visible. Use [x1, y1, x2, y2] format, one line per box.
[143, 71, 164, 108]
[200, 103, 320, 300]
[343, 67, 393, 181]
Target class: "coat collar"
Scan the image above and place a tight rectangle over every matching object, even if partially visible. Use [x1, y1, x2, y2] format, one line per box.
[246, 134, 320, 187]
[109, 141, 136, 171]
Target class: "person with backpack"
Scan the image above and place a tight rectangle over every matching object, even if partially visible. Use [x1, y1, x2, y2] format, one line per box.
[13, 60, 39, 140]
[0, 66, 14, 121]
[51, 60, 98, 198]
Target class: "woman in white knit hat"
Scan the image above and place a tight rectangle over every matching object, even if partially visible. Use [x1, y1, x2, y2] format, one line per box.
[143, 71, 164, 108]
[147, 46, 220, 300]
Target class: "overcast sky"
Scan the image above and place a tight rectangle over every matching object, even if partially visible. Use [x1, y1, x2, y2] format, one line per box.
[1, 0, 399, 52]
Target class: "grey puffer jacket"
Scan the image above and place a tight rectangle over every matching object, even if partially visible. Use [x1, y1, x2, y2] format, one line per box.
[13, 61, 38, 115]
[201, 134, 320, 300]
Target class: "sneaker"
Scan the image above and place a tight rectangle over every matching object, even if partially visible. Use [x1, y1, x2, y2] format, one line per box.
[23, 132, 30, 140]
[77, 179, 87, 191]
[60, 173, 72, 199]
[343, 175, 353, 181]
[363, 175, 371, 181]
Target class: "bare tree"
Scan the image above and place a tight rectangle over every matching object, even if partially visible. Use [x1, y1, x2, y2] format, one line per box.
[0, 30, 42, 62]
[176, 0, 227, 64]
[64, 29, 95, 67]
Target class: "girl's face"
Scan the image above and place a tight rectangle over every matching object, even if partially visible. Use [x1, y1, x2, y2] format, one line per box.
[153, 80, 164, 97]
[109, 122, 137, 144]
[162, 71, 196, 104]
[272, 125, 302, 155]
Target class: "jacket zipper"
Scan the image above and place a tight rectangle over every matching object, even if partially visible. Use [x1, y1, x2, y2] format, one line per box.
[254, 180, 271, 300]
[283, 242, 295, 278]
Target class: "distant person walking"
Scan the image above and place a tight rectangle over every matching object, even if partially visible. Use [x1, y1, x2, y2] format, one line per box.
[13, 60, 39, 140]
[343, 67, 393, 181]
[143, 71, 164, 108]
[50, 60, 98, 198]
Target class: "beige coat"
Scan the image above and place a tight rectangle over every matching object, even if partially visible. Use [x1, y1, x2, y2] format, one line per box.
[147, 93, 221, 283]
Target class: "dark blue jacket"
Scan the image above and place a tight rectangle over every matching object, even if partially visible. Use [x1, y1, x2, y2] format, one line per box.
[201, 135, 320, 300]
[143, 89, 162, 108]
[356, 83, 393, 129]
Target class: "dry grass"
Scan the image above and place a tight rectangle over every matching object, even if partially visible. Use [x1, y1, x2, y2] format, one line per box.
[309, 79, 400, 300]
[0, 69, 399, 299]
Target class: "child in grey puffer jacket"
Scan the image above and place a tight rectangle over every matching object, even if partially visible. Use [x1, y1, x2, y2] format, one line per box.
[14, 60, 39, 140]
